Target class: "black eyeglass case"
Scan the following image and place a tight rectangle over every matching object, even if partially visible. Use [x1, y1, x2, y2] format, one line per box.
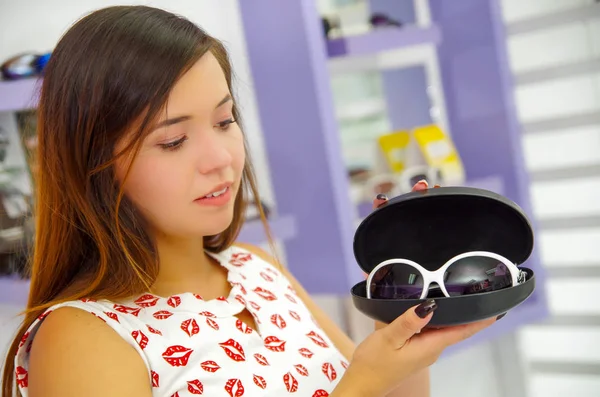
[351, 186, 536, 327]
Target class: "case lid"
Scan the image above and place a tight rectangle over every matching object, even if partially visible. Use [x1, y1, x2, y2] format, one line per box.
[353, 187, 534, 274]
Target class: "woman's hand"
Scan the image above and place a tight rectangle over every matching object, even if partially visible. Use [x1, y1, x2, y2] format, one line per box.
[333, 300, 495, 397]
[331, 179, 496, 397]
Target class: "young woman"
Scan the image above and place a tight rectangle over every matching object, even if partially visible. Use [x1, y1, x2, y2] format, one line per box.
[1, 6, 495, 397]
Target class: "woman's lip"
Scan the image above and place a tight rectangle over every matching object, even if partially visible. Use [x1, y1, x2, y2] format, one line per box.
[194, 186, 232, 206]
[197, 182, 232, 200]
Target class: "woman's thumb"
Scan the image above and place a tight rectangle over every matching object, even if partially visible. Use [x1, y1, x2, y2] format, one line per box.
[379, 299, 438, 349]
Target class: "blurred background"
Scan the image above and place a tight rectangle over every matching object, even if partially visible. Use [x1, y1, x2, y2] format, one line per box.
[0, 0, 598, 396]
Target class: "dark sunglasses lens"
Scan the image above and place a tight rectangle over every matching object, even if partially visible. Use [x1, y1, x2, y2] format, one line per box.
[443, 256, 514, 296]
[369, 263, 423, 299]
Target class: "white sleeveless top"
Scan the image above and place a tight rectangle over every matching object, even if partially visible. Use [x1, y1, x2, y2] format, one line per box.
[14, 246, 348, 397]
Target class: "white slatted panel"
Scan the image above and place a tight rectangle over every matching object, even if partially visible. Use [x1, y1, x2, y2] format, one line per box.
[529, 374, 600, 397]
[522, 126, 600, 171]
[520, 326, 600, 363]
[501, 0, 593, 23]
[514, 74, 600, 123]
[507, 22, 592, 72]
[539, 228, 600, 267]
[530, 177, 600, 218]
[546, 279, 600, 315]
[501, 2, 600, 396]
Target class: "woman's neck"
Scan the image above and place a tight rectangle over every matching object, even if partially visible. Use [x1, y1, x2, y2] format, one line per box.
[150, 235, 228, 298]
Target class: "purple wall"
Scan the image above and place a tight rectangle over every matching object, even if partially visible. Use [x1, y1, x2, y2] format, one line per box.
[238, 0, 362, 294]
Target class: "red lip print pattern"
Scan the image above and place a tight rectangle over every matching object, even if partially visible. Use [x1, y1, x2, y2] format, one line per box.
[153, 310, 173, 320]
[80, 298, 97, 302]
[206, 318, 220, 330]
[146, 324, 162, 335]
[284, 372, 299, 393]
[235, 295, 247, 306]
[236, 319, 253, 334]
[187, 379, 204, 395]
[104, 311, 119, 323]
[219, 338, 246, 362]
[131, 330, 149, 349]
[295, 364, 309, 376]
[253, 375, 267, 389]
[253, 353, 270, 366]
[37, 310, 52, 321]
[264, 336, 286, 352]
[231, 282, 247, 295]
[167, 296, 181, 308]
[134, 294, 159, 308]
[225, 378, 245, 397]
[260, 271, 274, 282]
[232, 252, 253, 262]
[285, 294, 298, 304]
[270, 314, 287, 329]
[113, 304, 141, 317]
[265, 267, 279, 276]
[200, 311, 216, 318]
[201, 360, 221, 373]
[151, 370, 159, 387]
[322, 363, 337, 382]
[171, 393, 179, 397]
[181, 319, 200, 337]
[307, 331, 329, 348]
[253, 287, 277, 301]
[19, 332, 29, 348]
[15, 366, 28, 388]
[13, 248, 356, 397]
[298, 348, 314, 358]
[162, 345, 193, 367]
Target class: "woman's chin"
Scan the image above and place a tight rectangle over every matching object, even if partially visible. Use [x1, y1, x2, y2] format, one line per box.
[200, 214, 236, 237]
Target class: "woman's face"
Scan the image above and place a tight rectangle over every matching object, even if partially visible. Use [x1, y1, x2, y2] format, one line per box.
[115, 52, 245, 239]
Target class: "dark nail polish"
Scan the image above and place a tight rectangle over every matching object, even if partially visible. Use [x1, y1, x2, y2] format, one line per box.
[415, 299, 437, 318]
[496, 313, 506, 321]
[376, 193, 388, 200]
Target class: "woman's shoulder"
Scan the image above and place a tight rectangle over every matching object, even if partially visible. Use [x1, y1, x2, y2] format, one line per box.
[17, 303, 152, 396]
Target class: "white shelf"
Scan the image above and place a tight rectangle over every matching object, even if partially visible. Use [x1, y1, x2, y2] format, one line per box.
[335, 98, 387, 121]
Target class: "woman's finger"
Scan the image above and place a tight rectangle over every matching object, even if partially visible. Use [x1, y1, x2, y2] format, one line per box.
[412, 179, 428, 192]
[372, 193, 388, 209]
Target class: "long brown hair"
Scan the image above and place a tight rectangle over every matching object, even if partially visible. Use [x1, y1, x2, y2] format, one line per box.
[2, 6, 272, 396]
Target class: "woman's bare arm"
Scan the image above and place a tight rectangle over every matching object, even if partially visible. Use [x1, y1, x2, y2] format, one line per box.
[28, 306, 152, 397]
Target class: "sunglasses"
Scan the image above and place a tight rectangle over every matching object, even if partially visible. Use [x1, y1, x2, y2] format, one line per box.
[366, 251, 527, 300]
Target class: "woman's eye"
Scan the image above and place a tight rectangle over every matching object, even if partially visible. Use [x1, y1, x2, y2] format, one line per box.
[216, 118, 236, 131]
[158, 136, 187, 152]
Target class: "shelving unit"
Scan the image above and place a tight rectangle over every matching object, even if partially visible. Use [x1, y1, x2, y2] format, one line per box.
[239, 0, 549, 355]
[326, 24, 441, 58]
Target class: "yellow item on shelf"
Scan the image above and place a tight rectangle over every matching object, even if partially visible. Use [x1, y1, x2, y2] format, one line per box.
[376, 130, 410, 173]
[412, 124, 465, 185]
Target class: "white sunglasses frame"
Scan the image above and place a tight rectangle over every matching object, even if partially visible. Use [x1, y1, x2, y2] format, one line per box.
[365, 251, 526, 300]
